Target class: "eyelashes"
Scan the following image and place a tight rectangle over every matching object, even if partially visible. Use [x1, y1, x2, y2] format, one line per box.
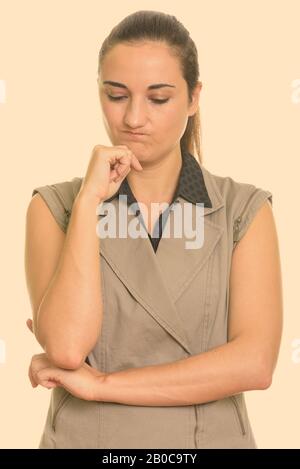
[107, 95, 170, 105]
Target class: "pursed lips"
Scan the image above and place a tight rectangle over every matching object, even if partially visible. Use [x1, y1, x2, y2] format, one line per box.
[123, 131, 148, 138]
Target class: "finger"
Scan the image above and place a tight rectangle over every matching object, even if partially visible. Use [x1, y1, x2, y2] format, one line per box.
[109, 169, 122, 182]
[131, 155, 143, 171]
[110, 162, 124, 178]
[115, 153, 131, 170]
[113, 165, 131, 183]
[117, 153, 141, 175]
[31, 352, 46, 362]
[109, 150, 130, 165]
[45, 381, 58, 389]
[114, 162, 130, 181]
[26, 318, 33, 333]
[110, 155, 131, 182]
[115, 151, 142, 172]
[36, 367, 63, 387]
[30, 354, 53, 380]
[29, 354, 48, 387]
[37, 375, 59, 389]
[122, 166, 131, 179]
[31, 353, 49, 369]
[109, 146, 141, 172]
[28, 364, 38, 388]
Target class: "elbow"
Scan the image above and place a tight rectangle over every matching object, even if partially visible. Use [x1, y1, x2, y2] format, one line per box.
[34, 318, 90, 370]
[46, 346, 85, 370]
[255, 362, 273, 390]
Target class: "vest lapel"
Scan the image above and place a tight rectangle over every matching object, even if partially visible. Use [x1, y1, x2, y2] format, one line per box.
[98, 162, 225, 356]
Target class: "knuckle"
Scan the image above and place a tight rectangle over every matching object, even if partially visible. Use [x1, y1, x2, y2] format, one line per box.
[92, 144, 104, 154]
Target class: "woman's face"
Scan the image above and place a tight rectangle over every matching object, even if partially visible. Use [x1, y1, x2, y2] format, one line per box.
[98, 41, 201, 162]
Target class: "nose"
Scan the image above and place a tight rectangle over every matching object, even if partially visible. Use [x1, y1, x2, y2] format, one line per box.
[123, 96, 148, 129]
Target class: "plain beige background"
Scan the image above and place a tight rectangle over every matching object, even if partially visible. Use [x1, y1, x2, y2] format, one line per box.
[0, 0, 299, 448]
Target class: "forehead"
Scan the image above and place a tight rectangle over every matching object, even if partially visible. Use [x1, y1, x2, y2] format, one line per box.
[100, 41, 183, 82]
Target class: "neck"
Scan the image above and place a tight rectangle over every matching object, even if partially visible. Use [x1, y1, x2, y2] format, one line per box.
[126, 148, 182, 205]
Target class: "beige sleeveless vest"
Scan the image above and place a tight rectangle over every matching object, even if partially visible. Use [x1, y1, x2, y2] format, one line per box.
[31, 161, 272, 449]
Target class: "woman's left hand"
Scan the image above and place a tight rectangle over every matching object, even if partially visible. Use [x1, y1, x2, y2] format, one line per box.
[29, 353, 106, 401]
[26, 318, 106, 401]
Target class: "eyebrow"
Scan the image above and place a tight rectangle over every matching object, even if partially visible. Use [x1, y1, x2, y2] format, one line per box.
[102, 80, 176, 90]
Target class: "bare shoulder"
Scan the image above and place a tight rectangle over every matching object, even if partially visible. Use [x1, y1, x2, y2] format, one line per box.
[27, 176, 84, 233]
[232, 196, 275, 252]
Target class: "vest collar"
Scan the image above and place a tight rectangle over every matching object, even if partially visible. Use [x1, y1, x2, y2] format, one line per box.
[98, 156, 225, 355]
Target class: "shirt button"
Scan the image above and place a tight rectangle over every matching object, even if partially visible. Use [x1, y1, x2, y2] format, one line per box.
[135, 209, 140, 216]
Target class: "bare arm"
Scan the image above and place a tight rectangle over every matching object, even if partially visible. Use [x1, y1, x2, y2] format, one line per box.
[93, 200, 283, 406]
[25, 189, 102, 370]
[25, 145, 142, 371]
[32, 200, 283, 404]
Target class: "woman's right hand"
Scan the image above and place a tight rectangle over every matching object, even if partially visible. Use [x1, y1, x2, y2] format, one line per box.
[78, 144, 143, 202]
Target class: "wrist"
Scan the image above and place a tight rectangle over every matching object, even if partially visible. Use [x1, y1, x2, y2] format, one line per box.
[75, 188, 103, 209]
[92, 372, 112, 402]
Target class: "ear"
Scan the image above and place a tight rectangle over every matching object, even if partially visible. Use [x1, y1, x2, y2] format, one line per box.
[188, 81, 202, 117]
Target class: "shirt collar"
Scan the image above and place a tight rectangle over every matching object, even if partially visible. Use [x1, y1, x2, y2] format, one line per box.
[104, 149, 212, 208]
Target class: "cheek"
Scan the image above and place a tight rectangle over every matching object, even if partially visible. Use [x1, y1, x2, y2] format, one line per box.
[101, 100, 122, 126]
[157, 103, 187, 135]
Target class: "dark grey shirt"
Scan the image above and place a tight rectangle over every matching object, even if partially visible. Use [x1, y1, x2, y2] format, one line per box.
[104, 149, 212, 253]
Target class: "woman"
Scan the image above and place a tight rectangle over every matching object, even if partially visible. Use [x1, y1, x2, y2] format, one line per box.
[25, 10, 283, 449]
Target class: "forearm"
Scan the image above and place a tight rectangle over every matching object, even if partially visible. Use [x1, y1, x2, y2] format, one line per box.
[98, 336, 270, 406]
[36, 190, 104, 368]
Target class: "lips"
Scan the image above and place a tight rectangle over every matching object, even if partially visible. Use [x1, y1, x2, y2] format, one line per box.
[123, 131, 148, 140]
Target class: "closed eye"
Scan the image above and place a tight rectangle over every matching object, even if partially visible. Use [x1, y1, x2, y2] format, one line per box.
[107, 95, 169, 105]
